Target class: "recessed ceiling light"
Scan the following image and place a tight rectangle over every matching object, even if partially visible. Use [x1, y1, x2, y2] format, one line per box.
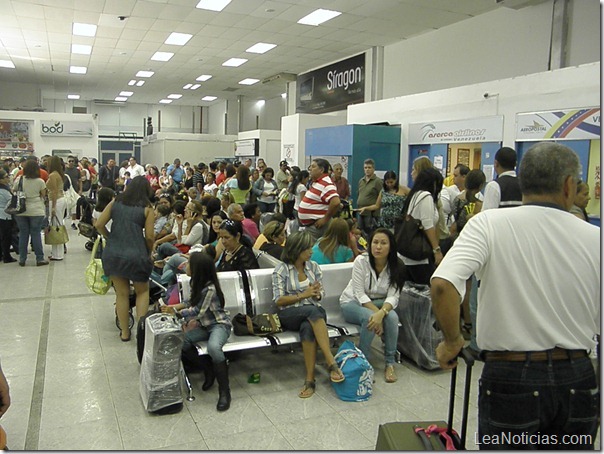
[167, 94, 182, 99]
[128, 80, 136, 86]
[202, 96, 217, 101]
[119, 91, 133, 97]
[222, 58, 247, 67]
[71, 44, 92, 55]
[67, 94, 80, 100]
[246, 42, 276, 54]
[196, 74, 212, 82]
[239, 78, 259, 85]
[183, 83, 193, 89]
[72, 22, 97, 37]
[159, 99, 172, 104]
[195, 0, 231, 12]
[136, 80, 145, 86]
[257, 100, 265, 107]
[0, 60, 15, 69]
[281, 93, 287, 99]
[136, 70, 154, 77]
[165, 32, 193, 46]
[115, 97, 127, 102]
[151, 51, 174, 62]
[70, 65, 87, 74]
[190, 84, 201, 90]
[297, 8, 341, 26]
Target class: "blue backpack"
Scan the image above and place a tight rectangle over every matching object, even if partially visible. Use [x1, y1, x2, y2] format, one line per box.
[331, 340, 374, 402]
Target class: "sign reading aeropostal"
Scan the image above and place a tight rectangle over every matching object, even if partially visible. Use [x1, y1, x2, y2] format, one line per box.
[408, 116, 504, 144]
[515, 108, 600, 140]
[296, 53, 365, 114]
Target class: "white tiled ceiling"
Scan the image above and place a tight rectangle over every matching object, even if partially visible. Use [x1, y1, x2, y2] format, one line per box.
[0, 0, 503, 107]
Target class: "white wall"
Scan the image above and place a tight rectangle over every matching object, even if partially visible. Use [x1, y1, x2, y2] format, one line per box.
[347, 62, 600, 184]
[567, 0, 601, 67]
[208, 101, 227, 135]
[0, 82, 41, 111]
[237, 129, 281, 168]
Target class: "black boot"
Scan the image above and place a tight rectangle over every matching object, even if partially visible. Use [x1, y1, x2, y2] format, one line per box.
[200, 355, 215, 391]
[214, 360, 231, 412]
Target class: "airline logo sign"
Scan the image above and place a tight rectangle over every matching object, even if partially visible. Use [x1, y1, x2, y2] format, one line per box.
[40, 121, 93, 137]
[408, 116, 504, 144]
[516, 108, 600, 140]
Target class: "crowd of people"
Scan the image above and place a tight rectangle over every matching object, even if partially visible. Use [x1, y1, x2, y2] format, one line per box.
[0, 143, 599, 445]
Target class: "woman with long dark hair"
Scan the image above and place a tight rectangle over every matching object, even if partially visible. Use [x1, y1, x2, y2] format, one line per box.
[357, 170, 409, 230]
[162, 252, 233, 411]
[216, 219, 259, 272]
[225, 165, 251, 204]
[400, 167, 444, 285]
[96, 176, 155, 341]
[340, 228, 406, 382]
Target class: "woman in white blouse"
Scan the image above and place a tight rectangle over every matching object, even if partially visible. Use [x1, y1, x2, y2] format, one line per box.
[339, 228, 406, 383]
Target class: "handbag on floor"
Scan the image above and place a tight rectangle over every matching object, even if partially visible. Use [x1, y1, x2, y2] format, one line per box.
[85, 235, 111, 295]
[4, 176, 26, 215]
[45, 215, 70, 245]
[331, 340, 374, 402]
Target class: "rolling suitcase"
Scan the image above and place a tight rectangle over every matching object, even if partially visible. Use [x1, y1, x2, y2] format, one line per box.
[375, 349, 475, 450]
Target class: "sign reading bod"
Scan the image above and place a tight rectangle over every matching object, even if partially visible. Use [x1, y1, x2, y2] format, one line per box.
[40, 120, 93, 137]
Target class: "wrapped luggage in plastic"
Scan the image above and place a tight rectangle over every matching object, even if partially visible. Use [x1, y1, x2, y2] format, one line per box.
[139, 313, 184, 412]
[395, 282, 443, 370]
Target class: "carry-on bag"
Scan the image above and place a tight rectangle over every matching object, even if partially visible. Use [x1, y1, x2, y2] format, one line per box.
[375, 349, 475, 450]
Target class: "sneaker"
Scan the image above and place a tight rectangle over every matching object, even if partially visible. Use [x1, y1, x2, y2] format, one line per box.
[36, 260, 49, 266]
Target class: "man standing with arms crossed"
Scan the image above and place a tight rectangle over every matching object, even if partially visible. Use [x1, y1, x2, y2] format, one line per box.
[356, 159, 382, 239]
[431, 142, 599, 449]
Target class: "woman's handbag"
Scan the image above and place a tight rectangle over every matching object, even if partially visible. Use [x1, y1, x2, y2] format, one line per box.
[232, 313, 282, 336]
[45, 215, 70, 245]
[85, 235, 111, 295]
[64, 174, 79, 212]
[4, 176, 26, 215]
[394, 194, 432, 261]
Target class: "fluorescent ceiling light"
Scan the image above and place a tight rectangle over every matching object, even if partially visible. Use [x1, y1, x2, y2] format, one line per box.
[71, 44, 92, 55]
[67, 94, 80, 100]
[151, 51, 174, 62]
[257, 100, 265, 107]
[136, 80, 145, 86]
[246, 43, 276, 54]
[136, 70, 154, 77]
[196, 74, 212, 81]
[70, 65, 87, 74]
[0, 60, 15, 69]
[119, 91, 133, 97]
[190, 84, 201, 90]
[281, 93, 287, 99]
[202, 96, 217, 101]
[168, 94, 182, 99]
[159, 99, 172, 104]
[222, 58, 247, 67]
[183, 83, 193, 89]
[128, 80, 136, 86]
[238, 78, 259, 85]
[115, 97, 127, 102]
[297, 9, 341, 26]
[72, 22, 97, 37]
[165, 32, 193, 46]
[195, 0, 231, 12]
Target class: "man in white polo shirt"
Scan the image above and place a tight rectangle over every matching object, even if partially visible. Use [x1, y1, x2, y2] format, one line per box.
[431, 142, 599, 449]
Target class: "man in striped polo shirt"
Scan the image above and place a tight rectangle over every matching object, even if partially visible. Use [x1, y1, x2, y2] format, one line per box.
[298, 158, 341, 241]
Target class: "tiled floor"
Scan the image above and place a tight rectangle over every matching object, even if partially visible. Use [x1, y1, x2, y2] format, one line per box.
[0, 232, 597, 450]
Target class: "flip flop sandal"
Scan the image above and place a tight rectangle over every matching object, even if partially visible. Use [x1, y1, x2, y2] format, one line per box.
[298, 380, 316, 398]
[327, 363, 345, 383]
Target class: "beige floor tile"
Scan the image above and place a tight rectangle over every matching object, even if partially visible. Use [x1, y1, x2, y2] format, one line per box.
[204, 425, 293, 451]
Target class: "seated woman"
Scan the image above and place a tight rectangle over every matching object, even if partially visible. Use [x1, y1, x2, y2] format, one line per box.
[310, 218, 355, 265]
[272, 231, 345, 399]
[216, 219, 259, 272]
[155, 200, 208, 261]
[339, 228, 405, 383]
[259, 220, 286, 260]
[162, 252, 233, 411]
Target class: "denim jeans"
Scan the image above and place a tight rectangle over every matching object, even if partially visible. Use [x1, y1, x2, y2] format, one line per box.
[183, 323, 231, 363]
[257, 201, 275, 213]
[477, 356, 598, 450]
[278, 304, 326, 342]
[157, 242, 180, 260]
[341, 300, 399, 366]
[15, 215, 45, 263]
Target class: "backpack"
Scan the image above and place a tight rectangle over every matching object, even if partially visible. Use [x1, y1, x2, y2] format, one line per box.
[331, 340, 374, 402]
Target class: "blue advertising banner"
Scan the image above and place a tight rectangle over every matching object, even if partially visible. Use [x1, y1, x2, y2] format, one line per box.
[296, 53, 365, 114]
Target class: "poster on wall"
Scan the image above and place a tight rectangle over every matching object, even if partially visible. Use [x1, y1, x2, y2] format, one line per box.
[296, 53, 365, 114]
[515, 108, 600, 141]
[0, 121, 34, 155]
[408, 116, 504, 144]
[282, 144, 295, 165]
[40, 120, 93, 137]
[234, 139, 257, 157]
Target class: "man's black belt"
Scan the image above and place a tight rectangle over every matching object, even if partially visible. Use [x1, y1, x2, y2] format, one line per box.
[482, 348, 588, 362]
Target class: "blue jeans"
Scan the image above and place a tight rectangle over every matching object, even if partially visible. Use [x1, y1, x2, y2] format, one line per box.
[183, 323, 231, 363]
[257, 201, 275, 213]
[15, 215, 45, 263]
[157, 242, 180, 260]
[279, 304, 326, 342]
[478, 356, 598, 450]
[341, 300, 399, 366]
